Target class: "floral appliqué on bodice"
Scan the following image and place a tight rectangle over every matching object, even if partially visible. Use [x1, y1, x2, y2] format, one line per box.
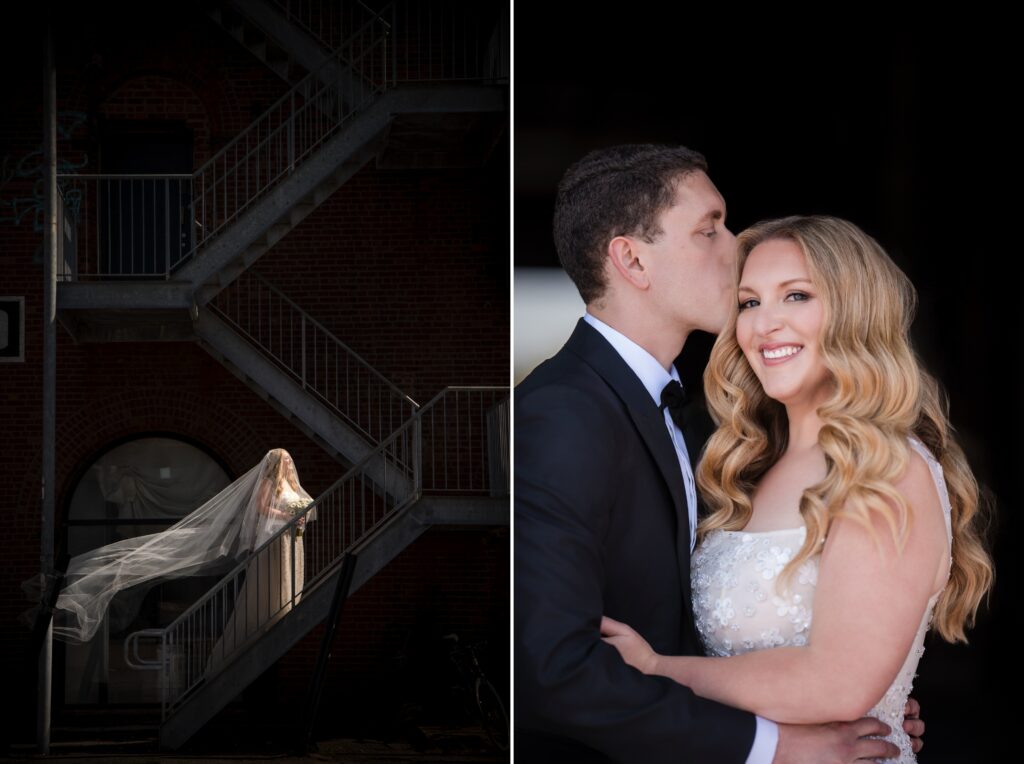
[691, 436, 952, 763]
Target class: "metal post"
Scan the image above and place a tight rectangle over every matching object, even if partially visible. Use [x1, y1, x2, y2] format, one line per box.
[299, 553, 357, 753]
[413, 413, 423, 494]
[38, 10, 57, 755]
[288, 91, 295, 171]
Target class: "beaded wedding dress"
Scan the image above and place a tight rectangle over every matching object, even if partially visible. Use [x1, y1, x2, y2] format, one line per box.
[691, 437, 952, 763]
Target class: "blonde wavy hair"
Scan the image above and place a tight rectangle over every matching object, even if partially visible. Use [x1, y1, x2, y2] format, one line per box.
[262, 448, 299, 499]
[696, 215, 993, 643]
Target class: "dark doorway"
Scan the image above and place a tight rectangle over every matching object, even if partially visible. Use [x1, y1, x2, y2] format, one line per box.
[98, 120, 194, 278]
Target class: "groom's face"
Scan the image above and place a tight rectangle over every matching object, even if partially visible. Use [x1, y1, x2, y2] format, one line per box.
[639, 170, 737, 335]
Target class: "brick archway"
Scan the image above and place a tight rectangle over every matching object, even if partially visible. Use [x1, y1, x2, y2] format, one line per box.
[15, 388, 267, 524]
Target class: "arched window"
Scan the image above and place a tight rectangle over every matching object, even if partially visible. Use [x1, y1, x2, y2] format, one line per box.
[63, 437, 230, 705]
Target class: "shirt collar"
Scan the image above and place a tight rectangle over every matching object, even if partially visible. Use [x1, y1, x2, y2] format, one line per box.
[583, 312, 680, 407]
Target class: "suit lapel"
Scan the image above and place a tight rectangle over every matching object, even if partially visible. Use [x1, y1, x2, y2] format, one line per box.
[565, 319, 694, 604]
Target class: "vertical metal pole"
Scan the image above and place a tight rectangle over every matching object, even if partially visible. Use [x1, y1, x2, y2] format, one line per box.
[288, 91, 295, 171]
[38, 10, 56, 755]
[164, 178, 170, 276]
[299, 553, 357, 753]
[413, 414, 422, 494]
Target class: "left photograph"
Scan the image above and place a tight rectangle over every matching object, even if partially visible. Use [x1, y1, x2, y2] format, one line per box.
[1, 1, 509, 760]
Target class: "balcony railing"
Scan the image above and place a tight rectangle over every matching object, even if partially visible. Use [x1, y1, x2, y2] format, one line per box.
[54, 174, 193, 280]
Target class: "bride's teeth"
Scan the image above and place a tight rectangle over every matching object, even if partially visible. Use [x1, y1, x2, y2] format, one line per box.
[762, 346, 802, 359]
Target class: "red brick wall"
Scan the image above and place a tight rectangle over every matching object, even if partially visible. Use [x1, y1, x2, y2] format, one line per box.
[250, 164, 509, 403]
[0, 0, 507, 737]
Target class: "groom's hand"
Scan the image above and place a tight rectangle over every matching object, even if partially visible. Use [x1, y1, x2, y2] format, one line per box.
[773, 718, 899, 763]
[903, 697, 924, 753]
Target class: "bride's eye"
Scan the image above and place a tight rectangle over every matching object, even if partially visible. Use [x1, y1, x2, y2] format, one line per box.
[738, 298, 758, 310]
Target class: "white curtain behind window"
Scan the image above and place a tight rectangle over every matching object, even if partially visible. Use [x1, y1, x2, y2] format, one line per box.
[86, 439, 230, 521]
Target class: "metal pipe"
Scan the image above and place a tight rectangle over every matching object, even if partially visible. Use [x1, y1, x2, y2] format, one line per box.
[38, 10, 56, 754]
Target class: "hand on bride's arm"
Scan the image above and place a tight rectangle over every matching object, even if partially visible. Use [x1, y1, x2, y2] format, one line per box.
[904, 698, 925, 753]
[600, 616, 661, 675]
[256, 480, 294, 522]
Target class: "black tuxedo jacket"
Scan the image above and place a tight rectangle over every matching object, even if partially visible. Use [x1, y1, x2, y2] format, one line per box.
[514, 318, 755, 763]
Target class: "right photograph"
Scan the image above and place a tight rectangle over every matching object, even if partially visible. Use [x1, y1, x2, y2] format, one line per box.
[513, 14, 1014, 764]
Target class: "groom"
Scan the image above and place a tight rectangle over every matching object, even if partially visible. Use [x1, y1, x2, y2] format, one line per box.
[514, 144, 915, 762]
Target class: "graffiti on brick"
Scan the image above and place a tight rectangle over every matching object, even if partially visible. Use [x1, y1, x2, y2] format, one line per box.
[1, 111, 89, 230]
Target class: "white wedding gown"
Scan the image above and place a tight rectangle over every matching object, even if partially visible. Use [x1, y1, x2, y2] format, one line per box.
[691, 436, 952, 763]
[207, 488, 313, 671]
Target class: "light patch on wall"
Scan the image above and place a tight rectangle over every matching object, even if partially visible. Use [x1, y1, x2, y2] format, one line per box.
[514, 268, 584, 385]
[0, 297, 24, 362]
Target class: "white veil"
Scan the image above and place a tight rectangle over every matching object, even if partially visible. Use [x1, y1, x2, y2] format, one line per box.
[46, 448, 314, 644]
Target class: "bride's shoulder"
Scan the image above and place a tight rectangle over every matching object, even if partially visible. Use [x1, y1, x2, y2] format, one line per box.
[888, 440, 950, 562]
[896, 446, 939, 505]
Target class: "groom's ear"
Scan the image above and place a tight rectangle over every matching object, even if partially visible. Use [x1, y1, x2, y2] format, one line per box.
[607, 235, 650, 291]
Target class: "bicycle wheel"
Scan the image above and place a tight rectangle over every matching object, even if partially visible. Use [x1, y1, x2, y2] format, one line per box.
[474, 677, 509, 752]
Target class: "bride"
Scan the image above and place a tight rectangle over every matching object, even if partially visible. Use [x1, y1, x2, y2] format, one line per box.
[601, 216, 992, 763]
[207, 448, 315, 667]
[49, 448, 315, 648]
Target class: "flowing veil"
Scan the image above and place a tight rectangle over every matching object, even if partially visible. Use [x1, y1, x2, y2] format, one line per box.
[44, 448, 314, 644]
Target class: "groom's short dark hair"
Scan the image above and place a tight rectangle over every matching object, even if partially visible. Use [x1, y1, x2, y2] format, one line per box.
[553, 144, 708, 304]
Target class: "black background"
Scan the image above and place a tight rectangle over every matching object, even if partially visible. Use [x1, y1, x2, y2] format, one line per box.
[515, 10, 1019, 761]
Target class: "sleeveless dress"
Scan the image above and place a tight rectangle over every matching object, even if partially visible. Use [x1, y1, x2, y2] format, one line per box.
[691, 436, 952, 763]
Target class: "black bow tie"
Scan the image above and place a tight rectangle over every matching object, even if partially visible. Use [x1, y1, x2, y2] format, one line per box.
[660, 379, 691, 431]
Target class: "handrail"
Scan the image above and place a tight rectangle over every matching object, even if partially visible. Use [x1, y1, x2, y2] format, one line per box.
[124, 629, 165, 670]
[56, 173, 192, 179]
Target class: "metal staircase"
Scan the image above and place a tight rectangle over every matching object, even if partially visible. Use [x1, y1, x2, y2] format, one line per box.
[54, 0, 506, 470]
[123, 386, 508, 749]
[57, 3, 503, 289]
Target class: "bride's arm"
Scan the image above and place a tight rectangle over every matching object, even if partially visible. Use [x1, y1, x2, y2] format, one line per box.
[604, 449, 950, 724]
[256, 478, 292, 521]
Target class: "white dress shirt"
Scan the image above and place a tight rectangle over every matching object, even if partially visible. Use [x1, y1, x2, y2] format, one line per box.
[583, 313, 698, 550]
[583, 312, 779, 764]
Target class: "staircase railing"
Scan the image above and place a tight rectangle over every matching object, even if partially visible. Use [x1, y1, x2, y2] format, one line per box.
[389, 0, 507, 84]
[272, 1, 505, 84]
[270, 0, 389, 58]
[207, 269, 418, 445]
[123, 386, 508, 720]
